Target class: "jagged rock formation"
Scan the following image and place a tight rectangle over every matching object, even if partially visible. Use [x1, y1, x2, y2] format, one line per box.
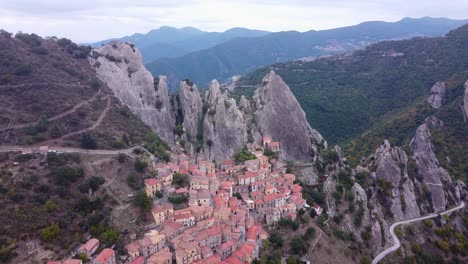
[239, 95, 252, 113]
[371, 140, 420, 220]
[426, 81, 446, 109]
[410, 116, 452, 212]
[90, 41, 175, 143]
[178, 80, 203, 141]
[202, 80, 248, 164]
[252, 70, 323, 162]
[463, 80, 468, 123]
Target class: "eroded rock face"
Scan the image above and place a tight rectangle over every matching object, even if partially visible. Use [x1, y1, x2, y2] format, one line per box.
[410, 117, 452, 212]
[203, 80, 247, 164]
[253, 70, 322, 162]
[372, 140, 420, 220]
[90, 41, 175, 143]
[239, 95, 252, 113]
[463, 81, 468, 123]
[426, 81, 446, 109]
[179, 81, 203, 141]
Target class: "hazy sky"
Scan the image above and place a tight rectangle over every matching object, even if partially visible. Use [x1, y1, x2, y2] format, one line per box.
[0, 0, 467, 43]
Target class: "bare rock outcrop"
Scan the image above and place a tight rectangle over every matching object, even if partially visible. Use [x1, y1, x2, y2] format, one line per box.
[463, 80, 468, 123]
[252, 70, 322, 162]
[179, 80, 203, 141]
[239, 95, 252, 113]
[372, 140, 420, 220]
[410, 116, 452, 212]
[90, 41, 175, 143]
[426, 81, 446, 109]
[202, 80, 248, 164]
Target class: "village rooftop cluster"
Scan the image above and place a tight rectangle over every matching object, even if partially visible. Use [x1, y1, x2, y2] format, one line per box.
[48, 136, 323, 264]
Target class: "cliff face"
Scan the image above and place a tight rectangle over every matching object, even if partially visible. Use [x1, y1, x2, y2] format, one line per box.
[178, 80, 203, 141]
[426, 81, 446, 109]
[90, 41, 175, 143]
[372, 140, 420, 220]
[252, 70, 323, 162]
[202, 80, 248, 164]
[410, 116, 452, 212]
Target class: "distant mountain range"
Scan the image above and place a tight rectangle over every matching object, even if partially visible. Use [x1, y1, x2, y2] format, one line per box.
[90, 26, 270, 63]
[142, 17, 468, 89]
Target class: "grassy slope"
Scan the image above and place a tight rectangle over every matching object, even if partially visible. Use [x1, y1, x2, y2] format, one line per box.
[0, 32, 152, 149]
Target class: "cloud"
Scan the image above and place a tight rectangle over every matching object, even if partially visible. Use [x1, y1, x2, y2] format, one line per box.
[0, 0, 466, 42]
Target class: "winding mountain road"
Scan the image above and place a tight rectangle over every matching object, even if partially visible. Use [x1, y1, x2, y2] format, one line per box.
[372, 201, 466, 264]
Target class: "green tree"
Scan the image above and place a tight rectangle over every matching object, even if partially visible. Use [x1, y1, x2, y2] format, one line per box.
[80, 132, 97, 149]
[287, 256, 299, 264]
[45, 200, 57, 212]
[172, 173, 189, 188]
[134, 158, 148, 173]
[134, 191, 152, 213]
[291, 236, 305, 254]
[269, 231, 283, 248]
[40, 223, 60, 242]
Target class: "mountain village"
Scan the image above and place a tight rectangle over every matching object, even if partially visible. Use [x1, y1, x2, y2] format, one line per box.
[47, 134, 322, 264]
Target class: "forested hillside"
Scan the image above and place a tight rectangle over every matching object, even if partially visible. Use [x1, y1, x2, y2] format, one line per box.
[235, 24, 468, 166]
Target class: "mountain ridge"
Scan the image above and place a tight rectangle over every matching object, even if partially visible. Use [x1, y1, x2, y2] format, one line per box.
[145, 17, 468, 89]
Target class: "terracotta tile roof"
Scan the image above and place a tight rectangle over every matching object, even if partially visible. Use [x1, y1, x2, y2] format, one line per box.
[263, 193, 275, 203]
[63, 260, 82, 264]
[125, 241, 141, 254]
[163, 219, 184, 231]
[130, 256, 144, 264]
[207, 225, 221, 236]
[79, 238, 99, 252]
[145, 178, 160, 186]
[218, 239, 236, 251]
[226, 256, 243, 264]
[94, 248, 115, 264]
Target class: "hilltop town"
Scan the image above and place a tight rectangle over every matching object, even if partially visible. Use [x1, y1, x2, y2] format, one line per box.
[45, 134, 321, 264]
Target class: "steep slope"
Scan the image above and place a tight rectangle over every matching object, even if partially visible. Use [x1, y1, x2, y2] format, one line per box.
[90, 41, 176, 144]
[91, 26, 270, 63]
[178, 80, 203, 142]
[252, 71, 323, 162]
[236, 23, 468, 148]
[202, 80, 247, 164]
[147, 17, 468, 88]
[0, 31, 151, 148]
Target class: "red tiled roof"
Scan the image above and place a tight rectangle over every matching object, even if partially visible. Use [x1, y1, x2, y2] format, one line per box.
[145, 178, 160, 186]
[80, 238, 99, 251]
[94, 248, 115, 264]
[263, 194, 275, 203]
[130, 256, 144, 264]
[63, 260, 82, 264]
[218, 239, 236, 251]
[226, 256, 243, 264]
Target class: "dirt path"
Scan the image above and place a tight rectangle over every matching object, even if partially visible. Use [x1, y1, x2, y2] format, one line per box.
[0, 88, 101, 132]
[58, 95, 111, 139]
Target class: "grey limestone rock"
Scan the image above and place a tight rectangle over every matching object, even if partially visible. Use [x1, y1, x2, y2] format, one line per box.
[178, 80, 203, 141]
[90, 41, 175, 143]
[410, 117, 452, 212]
[252, 70, 323, 162]
[372, 140, 420, 220]
[203, 80, 247, 164]
[426, 81, 446, 109]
